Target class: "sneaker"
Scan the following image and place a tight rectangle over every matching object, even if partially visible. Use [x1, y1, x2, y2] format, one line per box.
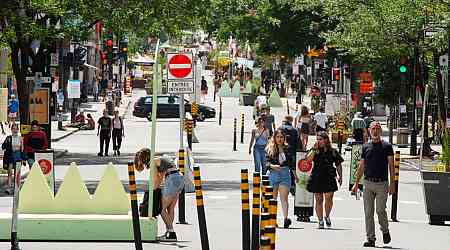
[383, 232, 391, 244]
[283, 218, 292, 229]
[363, 240, 375, 247]
[113, 150, 117, 156]
[325, 217, 332, 227]
[97, 153, 103, 157]
[159, 231, 177, 242]
[318, 220, 325, 229]
[117, 150, 120, 156]
[105, 153, 109, 157]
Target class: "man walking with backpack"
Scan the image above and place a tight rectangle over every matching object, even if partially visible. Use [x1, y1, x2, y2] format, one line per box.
[279, 115, 299, 195]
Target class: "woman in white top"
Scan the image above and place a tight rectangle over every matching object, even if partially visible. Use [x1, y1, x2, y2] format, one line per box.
[1, 123, 23, 194]
[111, 110, 124, 156]
[295, 105, 312, 150]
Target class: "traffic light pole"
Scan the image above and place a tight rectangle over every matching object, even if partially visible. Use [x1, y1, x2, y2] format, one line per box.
[410, 46, 418, 156]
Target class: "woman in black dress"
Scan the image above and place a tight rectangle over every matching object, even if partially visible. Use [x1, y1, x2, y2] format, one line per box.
[306, 131, 344, 229]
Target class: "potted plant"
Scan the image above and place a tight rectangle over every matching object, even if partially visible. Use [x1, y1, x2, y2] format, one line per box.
[421, 130, 450, 225]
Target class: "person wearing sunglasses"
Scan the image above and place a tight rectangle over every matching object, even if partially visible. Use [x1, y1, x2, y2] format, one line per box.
[266, 129, 299, 228]
[306, 131, 344, 229]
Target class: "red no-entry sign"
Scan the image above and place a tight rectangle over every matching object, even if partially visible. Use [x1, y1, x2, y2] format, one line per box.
[167, 53, 193, 80]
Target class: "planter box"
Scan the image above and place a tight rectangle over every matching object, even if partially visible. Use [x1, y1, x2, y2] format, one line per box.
[421, 170, 450, 225]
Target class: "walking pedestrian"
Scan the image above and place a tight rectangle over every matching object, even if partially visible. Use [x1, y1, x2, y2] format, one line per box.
[262, 105, 276, 137]
[267, 129, 299, 228]
[23, 120, 48, 167]
[248, 116, 269, 174]
[279, 115, 299, 195]
[352, 121, 395, 247]
[295, 105, 312, 150]
[112, 110, 124, 156]
[93, 78, 99, 102]
[97, 110, 112, 157]
[306, 131, 344, 229]
[8, 94, 19, 127]
[1, 123, 23, 194]
[200, 76, 208, 103]
[351, 112, 367, 143]
[314, 108, 328, 133]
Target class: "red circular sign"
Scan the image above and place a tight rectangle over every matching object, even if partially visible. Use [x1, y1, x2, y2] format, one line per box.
[168, 54, 192, 78]
[297, 159, 312, 173]
[38, 159, 52, 175]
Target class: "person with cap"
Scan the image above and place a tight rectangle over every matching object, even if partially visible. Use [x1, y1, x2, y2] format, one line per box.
[352, 121, 395, 247]
[111, 109, 124, 156]
[23, 120, 48, 167]
[97, 110, 112, 157]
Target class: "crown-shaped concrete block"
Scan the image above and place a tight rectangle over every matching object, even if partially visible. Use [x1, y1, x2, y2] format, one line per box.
[243, 81, 253, 94]
[267, 89, 282, 107]
[19, 162, 55, 213]
[54, 162, 92, 214]
[91, 162, 130, 214]
[231, 81, 241, 98]
[218, 80, 232, 97]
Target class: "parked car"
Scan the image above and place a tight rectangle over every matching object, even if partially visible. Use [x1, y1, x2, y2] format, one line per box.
[133, 95, 216, 121]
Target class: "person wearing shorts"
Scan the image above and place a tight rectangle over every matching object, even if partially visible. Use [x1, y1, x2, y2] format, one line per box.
[266, 129, 298, 228]
[153, 157, 184, 242]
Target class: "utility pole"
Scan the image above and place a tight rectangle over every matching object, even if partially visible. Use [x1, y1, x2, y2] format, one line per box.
[411, 46, 419, 156]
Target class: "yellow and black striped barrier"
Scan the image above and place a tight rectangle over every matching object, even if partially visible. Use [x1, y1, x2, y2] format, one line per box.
[178, 149, 187, 224]
[264, 225, 276, 250]
[194, 165, 210, 249]
[268, 199, 277, 250]
[263, 188, 273, 214]
[260, 213, 270, 247]
[185, 119, 193, 151]
[261, 178, 270, 213]
[241, 169, 250, 250]
[233, 118, 237, 151]
[260, 236, 271, 250]
[127, 161, 143, 250]
[251, 172, 261, 250]
[241, 113, 245, 144]
[391, 151, 400, 222]
[192, 102, 198, 127]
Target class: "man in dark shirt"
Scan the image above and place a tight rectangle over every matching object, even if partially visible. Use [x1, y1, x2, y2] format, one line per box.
[352, 121, 395, 247]
[279, 115, 299, 195]
[97, 110, 112, 157]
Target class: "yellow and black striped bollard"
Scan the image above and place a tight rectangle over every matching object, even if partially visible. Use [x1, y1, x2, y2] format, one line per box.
[261, 178, 270, 213]
[241, 169, 251, 250]
[194, 165, 210, 249]
[251, 172, 261, 250]
[192, 102, 198, 127]
[178, 149, 187, 224]
[233, 118, 237, 151]
[260, 236, 271, 250]
[260, 213, 271, 246]
[391, 151, 400, 222]
[241, 113, 245, 144]
[264, 225, 276, 250]
[269, 199, 278, 250]
[127, 161, 143, 250]
[263, 187, 273, 214]
[186, 119, 193, 151]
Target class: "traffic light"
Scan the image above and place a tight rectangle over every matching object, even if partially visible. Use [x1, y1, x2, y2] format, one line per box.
[104, 33, 113, 64]
[100, 52, 107, 65]
[332, 67, 340, 81]
[119, 38, 128, 61]
[399, 56, 408, 73]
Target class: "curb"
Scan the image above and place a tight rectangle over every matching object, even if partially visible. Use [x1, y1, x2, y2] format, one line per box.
[51, 128, 80, 143]
[54, 149, 68, 159]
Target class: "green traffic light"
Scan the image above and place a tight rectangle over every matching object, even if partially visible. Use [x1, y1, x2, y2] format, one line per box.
[399, 65, 407, 73]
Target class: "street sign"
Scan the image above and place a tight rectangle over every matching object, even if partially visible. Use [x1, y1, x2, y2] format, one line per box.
[67, 80, 81, 98]
[167, 53, 194, 80]
[168, 81, 194, 94]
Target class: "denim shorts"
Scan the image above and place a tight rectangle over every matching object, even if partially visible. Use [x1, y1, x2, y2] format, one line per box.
[163, 173, 184, 197]
[269, 167, 291, 189]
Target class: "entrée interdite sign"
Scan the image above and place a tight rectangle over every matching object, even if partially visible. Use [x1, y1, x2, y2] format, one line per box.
[166, 53, 195, 94]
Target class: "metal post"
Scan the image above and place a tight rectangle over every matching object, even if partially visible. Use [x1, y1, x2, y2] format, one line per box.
[338, 131, 343, 154]
[389, 105, 394, 144]
[240, 114, 245, 144]
[391, 151, 400, 222]
[219, 98, 223, 126]
[10, 162, 21, 250]
[241, 169, 250, 250]
[251, 173, 261, 250]
[233, 118, 237, 151]
[180, 93, 185, 150]
[411, 46, 418, 156]
[127, 162, 143, 250]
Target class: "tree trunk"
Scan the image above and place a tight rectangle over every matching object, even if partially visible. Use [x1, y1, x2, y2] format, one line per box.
[10, 43, 31, 124]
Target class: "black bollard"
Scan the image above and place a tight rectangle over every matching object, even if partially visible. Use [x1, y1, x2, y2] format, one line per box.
[233, 118, 237, 151]
[241, 113, 245, 144]
[10, 162, 21, 250]
[219, 98, 223, 126]
[127, 162, 143, 250]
